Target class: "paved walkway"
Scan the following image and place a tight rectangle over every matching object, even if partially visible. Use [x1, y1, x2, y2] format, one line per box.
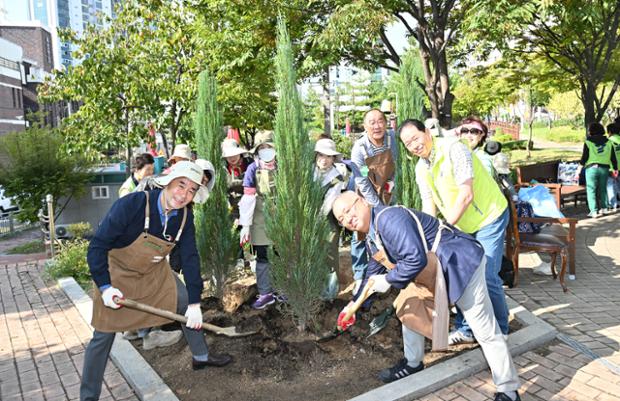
[426, 209, 620, 401]
[0, 260, 138, 401]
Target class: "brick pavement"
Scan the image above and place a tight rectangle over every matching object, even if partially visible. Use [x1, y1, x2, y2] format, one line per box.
[0, 261, 138, 401]
[427, 211, 620, 401]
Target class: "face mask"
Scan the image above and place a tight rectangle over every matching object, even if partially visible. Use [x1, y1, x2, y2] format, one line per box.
[258, 148, 276, 162]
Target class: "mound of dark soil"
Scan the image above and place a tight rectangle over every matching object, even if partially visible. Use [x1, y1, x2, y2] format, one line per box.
[135, 292, 487, 401]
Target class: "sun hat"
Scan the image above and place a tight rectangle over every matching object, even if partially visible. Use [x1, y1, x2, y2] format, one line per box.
[493, 153, 511, 175]
[154, 160, 209, 204]
[251, 130, 274, 153]
[221, 138, 248, 158]
[314, 138, 342, 162]
[194, 158, 216, 192]
[168, 144, 192, 164]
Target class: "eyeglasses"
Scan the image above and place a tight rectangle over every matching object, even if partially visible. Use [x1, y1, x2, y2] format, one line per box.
[337, 197, 360, 225]
[459, 127, 483, 136]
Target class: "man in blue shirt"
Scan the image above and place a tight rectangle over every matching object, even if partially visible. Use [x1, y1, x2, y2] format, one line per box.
[332, 191, 520, 401]
[81, 161, 232, 401]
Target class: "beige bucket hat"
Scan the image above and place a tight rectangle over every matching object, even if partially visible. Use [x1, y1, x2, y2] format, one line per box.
[154, 160, 209, 204]
[314, 138, 342, 162]
[168, 144, 192, 163]
[251, 130, 274, 153]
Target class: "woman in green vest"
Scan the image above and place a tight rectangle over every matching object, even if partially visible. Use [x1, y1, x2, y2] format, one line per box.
[579, 122, 618, 218]
[606, 123, 620, 211]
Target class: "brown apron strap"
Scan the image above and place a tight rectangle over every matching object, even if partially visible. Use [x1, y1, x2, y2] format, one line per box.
[174, 207, 187, 243]
[144, 191, 150, 232]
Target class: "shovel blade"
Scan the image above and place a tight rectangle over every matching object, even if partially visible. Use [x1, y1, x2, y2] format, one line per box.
[367, 306, 395, 338]
[215, 327, 259, 337]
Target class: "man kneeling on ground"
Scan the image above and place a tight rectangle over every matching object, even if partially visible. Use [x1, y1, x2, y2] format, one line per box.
[332, 191, 521, 401]
[80, 161, 232, 401]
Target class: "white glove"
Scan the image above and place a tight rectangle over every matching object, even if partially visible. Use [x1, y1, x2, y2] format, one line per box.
[240, 226, 251, 246]
[101, 287, 124, 309]
[185, 304, 203, 330]
[369, 274, 391, 294]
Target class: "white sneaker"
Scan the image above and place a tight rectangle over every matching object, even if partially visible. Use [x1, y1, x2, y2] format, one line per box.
[448, 331, 476, 346]
[587, 211, 600, 218]
[122, 330, 139, 340]
[601, 208, 610, 215]
[142, 329, 183, 350]
[533, 262, 553, 276]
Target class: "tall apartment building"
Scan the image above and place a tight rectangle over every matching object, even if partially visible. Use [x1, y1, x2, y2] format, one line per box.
[0, 0, 116, 69]
[0, 38, 26, 135]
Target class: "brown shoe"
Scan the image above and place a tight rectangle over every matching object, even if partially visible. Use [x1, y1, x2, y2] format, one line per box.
[192, 353, 233, 370]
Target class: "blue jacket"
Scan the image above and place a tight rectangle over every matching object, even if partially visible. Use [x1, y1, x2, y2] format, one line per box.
[87, 189, 203, 304]
[364, 206, 484, 304]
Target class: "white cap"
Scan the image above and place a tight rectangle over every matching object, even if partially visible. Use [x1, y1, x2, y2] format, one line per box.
[154, 161, 208, 204]
[194, 158, 216, 192]
[221, 138, 248, 158]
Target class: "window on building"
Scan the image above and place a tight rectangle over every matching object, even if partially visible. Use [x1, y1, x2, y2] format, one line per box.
[92, 186, 109, 199]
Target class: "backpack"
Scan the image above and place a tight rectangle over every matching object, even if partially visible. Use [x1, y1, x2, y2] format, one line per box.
[515, 200, 542, 234]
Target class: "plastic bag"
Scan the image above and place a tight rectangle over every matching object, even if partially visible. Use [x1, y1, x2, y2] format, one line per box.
[518, 185, 564, 218]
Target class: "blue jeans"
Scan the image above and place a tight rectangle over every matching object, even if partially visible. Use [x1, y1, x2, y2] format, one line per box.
[350, 231, 368, 281]
[455, 208, 510, 336]
[607, 176, 620, 209]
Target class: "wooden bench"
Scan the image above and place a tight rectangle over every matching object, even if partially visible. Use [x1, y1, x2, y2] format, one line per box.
[515, 160, 586, 208]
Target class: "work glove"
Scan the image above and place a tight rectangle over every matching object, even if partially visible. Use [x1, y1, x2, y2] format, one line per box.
[337, 301, 356, 331]
[369, 274, 391, 294]
[185, 304, 203, 330]
[101, 287, 124, 309]
[240, 226, 251, 246]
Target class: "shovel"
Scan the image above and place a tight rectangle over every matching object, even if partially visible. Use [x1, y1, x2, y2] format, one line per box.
[114, 297, 258, 338]
[316, 278, 375, 342]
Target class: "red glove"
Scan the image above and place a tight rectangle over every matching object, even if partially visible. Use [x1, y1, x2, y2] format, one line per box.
[337, 302, 356, 331]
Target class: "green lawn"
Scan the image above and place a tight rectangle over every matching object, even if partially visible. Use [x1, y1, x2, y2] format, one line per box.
[528, 125, 584, 144]
[509, 148, 581, 166]
[5, 239, 46, 255]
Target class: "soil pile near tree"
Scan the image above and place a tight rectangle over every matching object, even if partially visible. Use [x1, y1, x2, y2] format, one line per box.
[136, 292, 489, 401]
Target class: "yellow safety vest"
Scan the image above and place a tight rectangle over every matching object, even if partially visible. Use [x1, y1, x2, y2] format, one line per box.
[421, 137, 507, 233]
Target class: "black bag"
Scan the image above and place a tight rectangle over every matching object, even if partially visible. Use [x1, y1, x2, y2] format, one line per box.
[499, 255, 515, 288]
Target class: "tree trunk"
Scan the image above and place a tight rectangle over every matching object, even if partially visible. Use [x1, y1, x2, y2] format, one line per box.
[581, 82, 597, 128]
[321, 67, 331, 136]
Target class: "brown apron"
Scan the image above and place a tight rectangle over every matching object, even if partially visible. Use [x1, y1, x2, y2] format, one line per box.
[91, 192, 186, 333]
[371, 206, 450, 351]
[363, 135, 395, 205]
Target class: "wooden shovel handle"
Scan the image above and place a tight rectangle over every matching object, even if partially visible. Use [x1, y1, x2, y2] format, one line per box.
[113, 297, 229, 335]
[341, 278, 375, 322]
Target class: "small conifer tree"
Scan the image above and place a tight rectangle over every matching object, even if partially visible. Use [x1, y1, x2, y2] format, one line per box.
[395, 48, 426, 209]
[263, 18, 331, 331]
[193, 70, 236, 296]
